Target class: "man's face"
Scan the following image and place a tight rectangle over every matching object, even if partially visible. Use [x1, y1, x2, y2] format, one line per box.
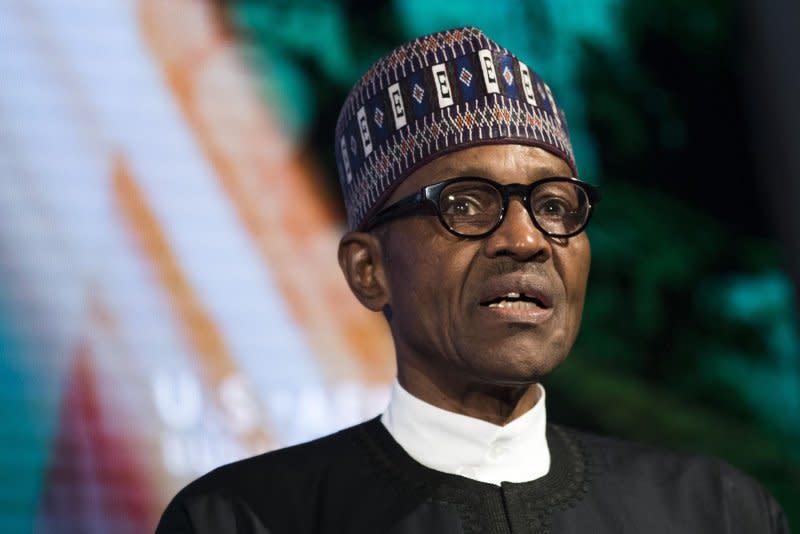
[379, 144, 591, 387]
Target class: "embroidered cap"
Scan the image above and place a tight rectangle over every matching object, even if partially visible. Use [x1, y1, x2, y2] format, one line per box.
[335, 26, 577, 230]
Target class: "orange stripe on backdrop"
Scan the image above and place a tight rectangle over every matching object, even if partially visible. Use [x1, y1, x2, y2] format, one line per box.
[113, 156, 272, 453]
[137, 0, 394, 383]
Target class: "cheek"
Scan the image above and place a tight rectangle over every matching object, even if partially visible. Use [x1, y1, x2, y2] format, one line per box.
[388, 234, 471, 329]
[387, 234, 442, 315]
[409, 247, 463, 317]
[558, 235, 591, 307]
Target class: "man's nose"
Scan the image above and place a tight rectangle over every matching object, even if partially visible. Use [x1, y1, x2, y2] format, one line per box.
[483, 198, 551, 261]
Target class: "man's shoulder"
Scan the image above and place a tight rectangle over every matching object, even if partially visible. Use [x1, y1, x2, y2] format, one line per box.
[555, 424, 789, 531]
[179, 417, 376, 497]
[563, 424, 757, 486]
[155, 418, 382, 533]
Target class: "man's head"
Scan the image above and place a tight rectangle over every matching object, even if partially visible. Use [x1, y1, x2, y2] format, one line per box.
[335, 27, 597, 411]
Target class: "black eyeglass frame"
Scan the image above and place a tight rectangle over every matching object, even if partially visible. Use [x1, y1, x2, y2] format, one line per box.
[362, 176, 601, 239]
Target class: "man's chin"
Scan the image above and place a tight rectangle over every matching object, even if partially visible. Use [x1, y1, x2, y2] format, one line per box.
[463, 356, 565, 386]
[476, 341, 570, 382]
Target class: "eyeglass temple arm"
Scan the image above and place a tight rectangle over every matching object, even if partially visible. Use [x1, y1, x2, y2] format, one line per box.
[362, 192, 427, 230]
[584, 182, 602, 205]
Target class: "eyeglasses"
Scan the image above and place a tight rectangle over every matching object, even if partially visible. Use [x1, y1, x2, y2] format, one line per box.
[363, 176, 601, 239]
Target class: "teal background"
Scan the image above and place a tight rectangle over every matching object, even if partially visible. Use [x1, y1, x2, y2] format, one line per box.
[224, 0, 799, 528]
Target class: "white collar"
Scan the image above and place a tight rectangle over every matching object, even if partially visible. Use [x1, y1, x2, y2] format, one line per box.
[380, 380, 550, 485]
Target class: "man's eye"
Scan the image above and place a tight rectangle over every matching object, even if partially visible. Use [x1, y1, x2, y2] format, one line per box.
[534, 197, 570, 217]
[443, 195, 484, 216]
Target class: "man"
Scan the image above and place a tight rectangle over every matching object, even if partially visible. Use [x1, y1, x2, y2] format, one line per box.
[156, 27, 790, 533]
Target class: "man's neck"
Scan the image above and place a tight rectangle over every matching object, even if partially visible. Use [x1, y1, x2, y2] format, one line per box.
[397, 363, 541, 426]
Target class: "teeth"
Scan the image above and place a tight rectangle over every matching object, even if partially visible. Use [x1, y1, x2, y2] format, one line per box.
[488, 300, 541, 309]
[505, 292, 520, 299]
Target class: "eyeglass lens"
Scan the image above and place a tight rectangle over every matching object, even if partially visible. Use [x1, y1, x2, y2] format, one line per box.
[439, 180, 590, 237]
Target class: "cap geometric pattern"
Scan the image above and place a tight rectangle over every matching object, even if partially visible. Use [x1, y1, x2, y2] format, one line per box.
[335, 26, 577, 230]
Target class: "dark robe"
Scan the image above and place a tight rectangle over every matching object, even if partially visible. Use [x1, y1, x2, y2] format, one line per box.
[156, 417, 790, 533]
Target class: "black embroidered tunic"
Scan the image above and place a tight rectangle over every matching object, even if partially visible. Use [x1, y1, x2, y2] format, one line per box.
[156, 417, 790, 533]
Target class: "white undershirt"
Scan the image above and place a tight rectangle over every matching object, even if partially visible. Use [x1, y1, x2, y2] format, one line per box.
[380, 380, 550, 485]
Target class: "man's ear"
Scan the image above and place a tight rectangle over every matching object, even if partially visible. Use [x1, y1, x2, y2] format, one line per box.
[338, 231, 390, 312]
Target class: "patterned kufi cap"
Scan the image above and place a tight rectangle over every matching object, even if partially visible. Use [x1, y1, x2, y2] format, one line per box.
[335, 26, 577, 230]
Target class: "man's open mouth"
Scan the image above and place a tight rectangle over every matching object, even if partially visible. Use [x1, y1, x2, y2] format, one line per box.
[480, 292, 550, 309]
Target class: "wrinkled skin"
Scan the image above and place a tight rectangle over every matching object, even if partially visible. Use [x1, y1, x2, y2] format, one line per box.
[339, 144, 591, 424]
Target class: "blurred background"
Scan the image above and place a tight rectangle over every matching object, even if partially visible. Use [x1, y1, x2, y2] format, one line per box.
[0, 0, 798, 532]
